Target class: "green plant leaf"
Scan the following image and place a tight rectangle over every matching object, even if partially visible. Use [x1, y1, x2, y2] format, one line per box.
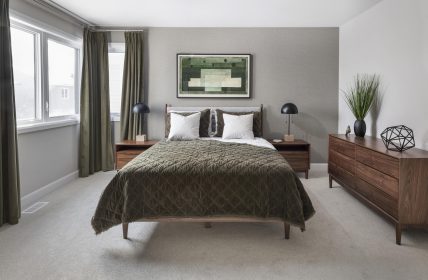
[342, 74, 380, 120]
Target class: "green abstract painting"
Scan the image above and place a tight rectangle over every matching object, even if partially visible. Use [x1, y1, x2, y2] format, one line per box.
[177, 54, 251, 98]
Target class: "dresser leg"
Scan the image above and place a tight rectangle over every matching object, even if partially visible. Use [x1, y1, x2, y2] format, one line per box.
[395, 224, 402, 245]
[329, 175, 333, 188]
[123, 223, 129, 239]
[305, 170, 309, 179]
[284, 223, 290, 239]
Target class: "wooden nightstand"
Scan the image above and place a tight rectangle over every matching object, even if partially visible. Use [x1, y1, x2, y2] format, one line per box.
[115, 140, 158, 169]
[269, 139, 311, 179]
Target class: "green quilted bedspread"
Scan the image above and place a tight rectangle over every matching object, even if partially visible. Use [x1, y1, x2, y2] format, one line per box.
[91, 140, 315, 234]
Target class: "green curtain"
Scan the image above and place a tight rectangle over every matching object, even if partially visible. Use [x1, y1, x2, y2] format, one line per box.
[0, 0, 21, 226]
[79, 29, 114, 177]
[120, 32, 145, 140]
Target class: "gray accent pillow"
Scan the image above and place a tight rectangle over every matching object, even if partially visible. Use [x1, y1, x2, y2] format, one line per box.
[215, 109, 262, 137]
[165, 109, 211, 138]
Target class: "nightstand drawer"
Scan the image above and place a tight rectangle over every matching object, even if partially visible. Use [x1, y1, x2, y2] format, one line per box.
[279, 151, 309, 171]
[115, 140, 158, 170]
[116, 152, 142, 169]
[270, 139, 310, 178]
[117, 149, 145, 157]
[116, 158, 134, 169]
[278, 151, 309, 159]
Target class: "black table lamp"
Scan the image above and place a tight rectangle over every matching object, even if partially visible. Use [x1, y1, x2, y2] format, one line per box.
[132, 102, 150, 141]
[281, 103, 298, 142]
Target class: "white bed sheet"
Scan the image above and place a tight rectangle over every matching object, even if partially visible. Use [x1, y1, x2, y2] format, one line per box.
[200, 137, 275, 150]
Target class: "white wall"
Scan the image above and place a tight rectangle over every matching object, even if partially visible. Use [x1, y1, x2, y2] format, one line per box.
[10, 0, 83, 206]
[18, 126, 79, 197]
[339, 0, 428, 150]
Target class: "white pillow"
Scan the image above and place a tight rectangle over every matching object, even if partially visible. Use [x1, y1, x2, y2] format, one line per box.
[168, 112, 201, 140]
[222, 113, 254, 139]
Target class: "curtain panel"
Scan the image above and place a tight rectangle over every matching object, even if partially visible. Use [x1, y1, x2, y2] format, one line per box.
[0, 0, 21, 226]
[79, 29, 114, 177]
[120, 31, 145, 140]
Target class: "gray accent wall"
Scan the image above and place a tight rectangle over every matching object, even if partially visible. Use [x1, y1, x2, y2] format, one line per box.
[114, 28, 339, 162]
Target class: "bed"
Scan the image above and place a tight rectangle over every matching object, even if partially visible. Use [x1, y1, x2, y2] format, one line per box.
[91, 106, 315, 239]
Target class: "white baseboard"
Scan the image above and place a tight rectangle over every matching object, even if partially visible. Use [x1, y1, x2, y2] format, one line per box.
[21, 170, 79, 210]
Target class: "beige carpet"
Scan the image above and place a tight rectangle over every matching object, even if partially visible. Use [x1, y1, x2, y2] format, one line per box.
[1, 169, 427, 280]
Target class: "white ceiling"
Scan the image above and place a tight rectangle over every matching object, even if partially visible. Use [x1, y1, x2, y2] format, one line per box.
[51, 0, 382, 27]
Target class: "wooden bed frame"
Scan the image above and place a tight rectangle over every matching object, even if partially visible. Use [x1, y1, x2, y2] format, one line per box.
[122, 219, 290, 240]
[122, 105, 292, 240]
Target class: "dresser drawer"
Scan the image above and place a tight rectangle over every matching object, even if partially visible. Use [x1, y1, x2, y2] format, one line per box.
[356, 146, 399, 178]
[356, 162, 399, 200]
[329, 162, 355, 189]
[355, 177, 398, 218]
[356, 162, 398, 199]
[329, 149, 355, 175]
[330, 136, 355, 158]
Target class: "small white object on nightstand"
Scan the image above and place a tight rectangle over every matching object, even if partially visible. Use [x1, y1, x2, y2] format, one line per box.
[136, 134, 147, 141]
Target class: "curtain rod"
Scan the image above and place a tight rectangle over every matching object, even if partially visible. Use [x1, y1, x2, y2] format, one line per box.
[89, 27, 145, 32]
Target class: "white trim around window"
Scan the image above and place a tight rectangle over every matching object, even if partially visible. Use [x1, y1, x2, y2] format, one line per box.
[10, 15, 82, 131]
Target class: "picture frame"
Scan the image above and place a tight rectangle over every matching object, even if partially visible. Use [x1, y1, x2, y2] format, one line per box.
[177, 54, 251, 98]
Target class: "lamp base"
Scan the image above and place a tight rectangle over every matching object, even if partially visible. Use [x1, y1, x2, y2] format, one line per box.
[284, 134, 295, 142]
[136, 134, 147, 142]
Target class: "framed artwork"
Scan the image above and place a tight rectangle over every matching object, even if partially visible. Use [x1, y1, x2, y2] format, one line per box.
[177, 54, 251, 98]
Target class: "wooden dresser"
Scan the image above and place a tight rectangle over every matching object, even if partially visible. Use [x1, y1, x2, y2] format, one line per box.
[115, 140, 158, 169]
[270, 139, 310, 179]
[328, 134, 428, 244]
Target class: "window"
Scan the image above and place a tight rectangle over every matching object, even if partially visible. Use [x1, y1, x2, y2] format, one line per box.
[10, 26, 40, 122]
[108, 52, 125, 114]
[10, 19, 80, 127]
[48, 39, 77, 117]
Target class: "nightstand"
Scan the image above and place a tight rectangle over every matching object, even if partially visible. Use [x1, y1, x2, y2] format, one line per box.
[269, 139, 310, 179]
[115, 140, 158, 169]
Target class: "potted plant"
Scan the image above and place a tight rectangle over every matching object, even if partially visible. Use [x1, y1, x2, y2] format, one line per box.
[342, 74, 380, 137]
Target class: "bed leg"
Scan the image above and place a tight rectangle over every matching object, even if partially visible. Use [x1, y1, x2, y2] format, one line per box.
[204, 222, 212, 228]
[284, 223, 290, 239]
[329, 175, 333, 188]
[123, 223, 129, 239]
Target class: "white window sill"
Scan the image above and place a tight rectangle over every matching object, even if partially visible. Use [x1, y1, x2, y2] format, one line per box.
[111, 115, 120, 122]
[17, 119, 79, 135]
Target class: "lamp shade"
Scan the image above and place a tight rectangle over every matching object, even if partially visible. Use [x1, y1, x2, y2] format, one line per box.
[132, 102, 150, 114]
[281, 103, 298, 114]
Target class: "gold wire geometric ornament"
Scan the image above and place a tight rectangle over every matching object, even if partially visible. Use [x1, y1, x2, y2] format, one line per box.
[381, 125, 415, 152]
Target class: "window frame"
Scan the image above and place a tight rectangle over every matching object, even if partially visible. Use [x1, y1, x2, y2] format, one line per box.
[45, 34, 81, 121]
[10, 17, 82, 129]
[10, 21, 42, 125]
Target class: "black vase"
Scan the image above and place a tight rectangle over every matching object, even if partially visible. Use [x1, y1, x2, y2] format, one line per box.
[354, 120, 366, 137]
